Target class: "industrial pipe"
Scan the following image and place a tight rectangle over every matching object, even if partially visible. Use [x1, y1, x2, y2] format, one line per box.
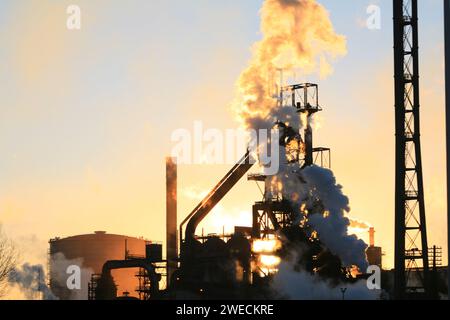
[183, 151, 254, 242]
[166, 157, 178, 287]
[101, 259, 160, 298]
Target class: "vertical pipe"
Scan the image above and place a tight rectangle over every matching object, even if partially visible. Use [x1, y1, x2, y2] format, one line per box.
[166, 157, 177, 287]
[252, 205, 261, 238]
[304, 85, 307, 106]
[279, 69, 283, 106]
[444, 0, 450, 299]
[304, 122, 313, 166]
[292, 90, 295, 108]
[369, 227, 375, 247]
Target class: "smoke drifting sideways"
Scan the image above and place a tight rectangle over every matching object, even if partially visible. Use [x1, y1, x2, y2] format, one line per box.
[8, 263, 58, 300]
[8, 253, 93, 300]
[349, 219, 371, 231]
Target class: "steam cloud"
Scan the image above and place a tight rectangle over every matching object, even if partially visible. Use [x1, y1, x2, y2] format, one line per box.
[301, 166, 368, 270]
[272, 251, 379, 300]
[274, 162, 368, 270]
[240, 0, 367, 270]
[8, 263, 57, 300]
[231, 0, 371, 298]
[233, 0, 346, 129]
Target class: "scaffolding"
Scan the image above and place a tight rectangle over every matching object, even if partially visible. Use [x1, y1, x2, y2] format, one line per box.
[88, 274, 101, 300]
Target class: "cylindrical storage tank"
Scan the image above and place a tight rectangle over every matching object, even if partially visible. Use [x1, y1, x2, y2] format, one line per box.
[49, 231, 148, 300]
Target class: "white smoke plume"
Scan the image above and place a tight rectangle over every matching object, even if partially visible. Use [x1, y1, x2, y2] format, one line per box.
[272, 251, 380, 300]
[302, 166, 368, 270]
[233, 0, 346, 130]
[231, 0, 371, 298]
[274, 164, 368, 270]
[8, 263, 58, 300]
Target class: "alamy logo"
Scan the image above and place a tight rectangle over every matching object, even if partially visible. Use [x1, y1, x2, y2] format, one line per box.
[171, 121, 281, 175]
[66, 265, 81, 290]
[366, 265, 381, 290]
[366, 5, 381, 30]
[66, 5, 81, 30]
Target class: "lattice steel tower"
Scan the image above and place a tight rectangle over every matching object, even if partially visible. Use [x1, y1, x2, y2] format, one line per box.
[393, 0, 429, 299]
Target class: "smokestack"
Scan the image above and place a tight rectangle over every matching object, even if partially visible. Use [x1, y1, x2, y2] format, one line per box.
[444, 0, 450, 299]
[369, 227, 375, 247]
[166, 157, 177, 287]
[304, 124, 313, 166]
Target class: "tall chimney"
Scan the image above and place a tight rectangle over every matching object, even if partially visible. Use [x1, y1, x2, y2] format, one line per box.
[369, 227, 375, 247]
[166, 157, 177, 287]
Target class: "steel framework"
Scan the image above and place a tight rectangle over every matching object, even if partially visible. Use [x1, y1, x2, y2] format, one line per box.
[393, 0, 429, 298]
[250, 84, 329, 241]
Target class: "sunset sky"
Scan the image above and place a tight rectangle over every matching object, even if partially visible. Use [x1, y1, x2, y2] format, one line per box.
[0, 0, 448, 285]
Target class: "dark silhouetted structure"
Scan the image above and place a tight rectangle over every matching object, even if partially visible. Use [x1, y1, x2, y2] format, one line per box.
[393, 0, 429, 299]
[443, 0, 450, 299]
[166, 157, 178, 287]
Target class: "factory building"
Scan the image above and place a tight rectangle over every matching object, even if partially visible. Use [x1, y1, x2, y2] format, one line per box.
[49, 231, 150, 299]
